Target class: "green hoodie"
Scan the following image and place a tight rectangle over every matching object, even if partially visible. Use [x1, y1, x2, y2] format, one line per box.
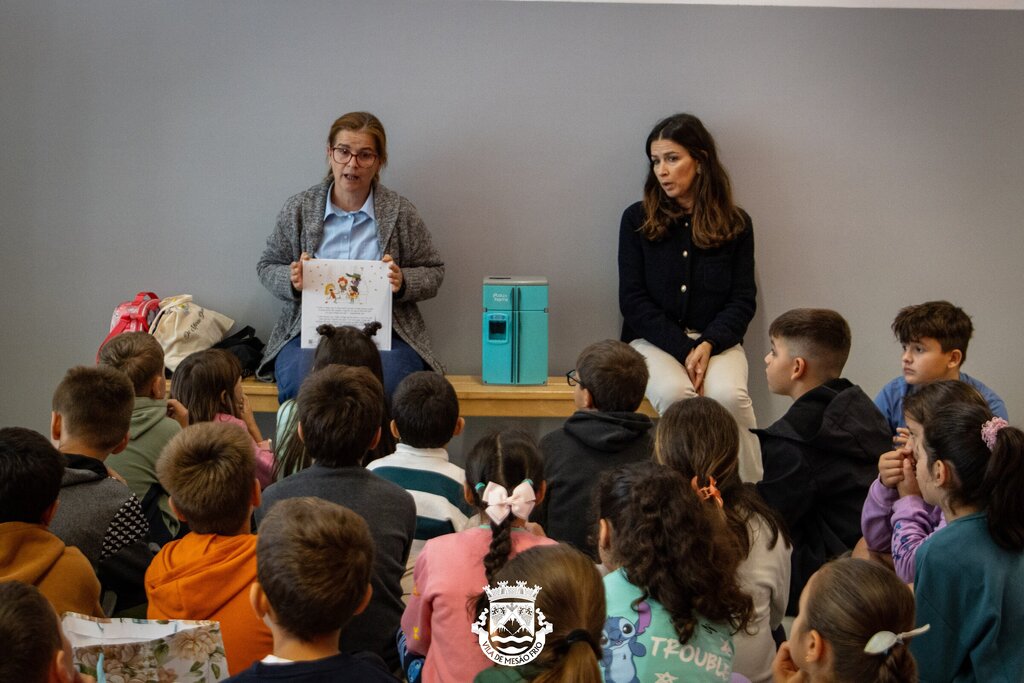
[106, 396, 181, 543]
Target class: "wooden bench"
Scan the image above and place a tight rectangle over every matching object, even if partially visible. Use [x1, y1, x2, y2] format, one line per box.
[237, 376, 658, 418]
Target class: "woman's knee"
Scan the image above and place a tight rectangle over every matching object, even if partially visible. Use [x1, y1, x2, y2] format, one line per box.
[703, 380, 753, 413]
[646, 381, 697, 415]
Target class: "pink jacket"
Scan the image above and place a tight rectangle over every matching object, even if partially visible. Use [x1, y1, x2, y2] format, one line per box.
[401, 527, 557, 683]
[214, 414, 274, 488]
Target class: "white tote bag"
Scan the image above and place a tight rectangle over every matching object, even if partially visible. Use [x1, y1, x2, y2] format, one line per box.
[151, 295, 235, 372]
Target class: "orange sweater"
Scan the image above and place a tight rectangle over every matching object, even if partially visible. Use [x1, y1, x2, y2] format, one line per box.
[0, 522, 104, 618]
[146, 533, 272, 676]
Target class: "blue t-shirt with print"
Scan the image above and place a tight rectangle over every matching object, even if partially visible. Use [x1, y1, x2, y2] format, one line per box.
[601, 569, 734, 683]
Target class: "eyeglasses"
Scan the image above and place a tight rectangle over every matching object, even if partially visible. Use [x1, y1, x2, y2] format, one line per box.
[331, 146, 379, 167]
[565, 369, 586, 388]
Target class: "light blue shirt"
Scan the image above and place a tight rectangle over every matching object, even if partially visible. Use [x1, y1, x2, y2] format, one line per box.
[873, 372, 1008, 433]
[315, 186, 381, 261]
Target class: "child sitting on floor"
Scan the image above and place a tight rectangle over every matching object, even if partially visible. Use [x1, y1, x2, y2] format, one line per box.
[597, 461, 753, 682]
[772, 558, 921, 683]
[0, 581, 96, 683]
[473, 544, 605, 683]
[874, 300, 1006, 432]
[537, 339, 652, 560]
[170, 348, 274, 487]
[908, 404, 1024, 681]
[0, 427, 104, 618]
[366, 371, 473, 596]
[655, 397, 790, 683]
[258, 365, 415, 671]
[401, 430, 557, 683]
[145, 422, 272, 676]
[754, 308, 890, 614]
[859, 380, 989, 582]
[47, 365, 153, 614]
[99, 331, 188, 544]
[274, 322, 394, 478]
[226, 497, 397, 682]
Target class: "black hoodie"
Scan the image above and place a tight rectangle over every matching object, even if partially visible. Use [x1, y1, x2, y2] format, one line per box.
[537, 410, 653, 559]
[754, 378, 891, 614]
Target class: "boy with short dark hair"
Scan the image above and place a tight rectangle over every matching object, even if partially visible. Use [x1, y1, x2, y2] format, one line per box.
[0, 427, 104, 618]
[227, 497, 395, 682]
[145, 422, 272, 675]
[99, 332, 187, 544]
[537, 340, 653, 559]
[257, 366, 415, 670]
[47, 366, 153, 614]
[754, 309, 891, 613]
[0, 581, 96, 683]
[874, 300, 1007, 431]
[366, 371, 474, 595]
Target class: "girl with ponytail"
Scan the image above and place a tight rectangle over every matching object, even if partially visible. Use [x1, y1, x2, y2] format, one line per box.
[474, 544, 605, 683]
[909, 403, 1024, 681]
[273, 321, 394, 478]
[401, 430, 555, 683]
[655, 397, 790, 683]
[596, 461, 753, 682]
[772, 558, 921, 683]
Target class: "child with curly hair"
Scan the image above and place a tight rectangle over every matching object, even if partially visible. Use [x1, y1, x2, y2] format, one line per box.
[655, 397, 790, 683]
[596, 461, 753, 682]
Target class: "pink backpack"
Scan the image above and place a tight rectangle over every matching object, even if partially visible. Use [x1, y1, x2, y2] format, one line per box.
[96, 291, 161, 360]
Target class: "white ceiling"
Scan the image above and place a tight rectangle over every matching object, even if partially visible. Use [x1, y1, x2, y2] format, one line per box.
[496, 0, 1023, 9]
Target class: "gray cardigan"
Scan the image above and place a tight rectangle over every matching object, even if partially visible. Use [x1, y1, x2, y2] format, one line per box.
[256, 180, 445, 379]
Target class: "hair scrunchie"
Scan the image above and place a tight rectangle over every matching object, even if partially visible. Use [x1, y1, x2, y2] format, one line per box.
[981, 417, 1009, 451]
[559, 628, 601, 657]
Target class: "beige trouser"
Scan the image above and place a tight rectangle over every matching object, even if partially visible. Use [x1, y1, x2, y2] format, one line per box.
[631, 336, 763, 483]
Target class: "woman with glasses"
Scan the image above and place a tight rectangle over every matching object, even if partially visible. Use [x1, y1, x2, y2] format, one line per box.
[618, 113, 761, 482]
[257, 111, 444, 402]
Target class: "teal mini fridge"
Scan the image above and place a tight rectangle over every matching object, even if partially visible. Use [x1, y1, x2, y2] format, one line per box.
[482, 276, 548, 385]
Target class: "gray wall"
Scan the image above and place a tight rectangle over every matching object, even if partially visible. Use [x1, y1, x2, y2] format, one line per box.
[2, 0, 1022, 439]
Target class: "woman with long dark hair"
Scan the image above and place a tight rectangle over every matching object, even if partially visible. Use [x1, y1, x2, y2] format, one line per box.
[618, 113, 761, 481]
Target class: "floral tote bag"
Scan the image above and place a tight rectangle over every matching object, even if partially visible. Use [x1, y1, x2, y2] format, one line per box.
[62, 613, 229, 682]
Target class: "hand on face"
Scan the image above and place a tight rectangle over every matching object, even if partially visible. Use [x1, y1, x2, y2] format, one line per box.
[166, 398, 189, 429]
[897, 454, 922, 498]
[771, 642, 809, 683]
[878, 448, 907, 488]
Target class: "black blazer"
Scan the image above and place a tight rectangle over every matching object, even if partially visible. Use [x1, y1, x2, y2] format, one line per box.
[617, 201, 756, 362]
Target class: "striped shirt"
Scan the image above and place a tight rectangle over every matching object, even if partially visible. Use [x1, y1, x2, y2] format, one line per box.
[367, 444, 475, 596]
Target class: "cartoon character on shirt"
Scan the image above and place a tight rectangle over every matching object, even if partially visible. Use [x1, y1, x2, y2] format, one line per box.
[601, 600, 652, 683]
